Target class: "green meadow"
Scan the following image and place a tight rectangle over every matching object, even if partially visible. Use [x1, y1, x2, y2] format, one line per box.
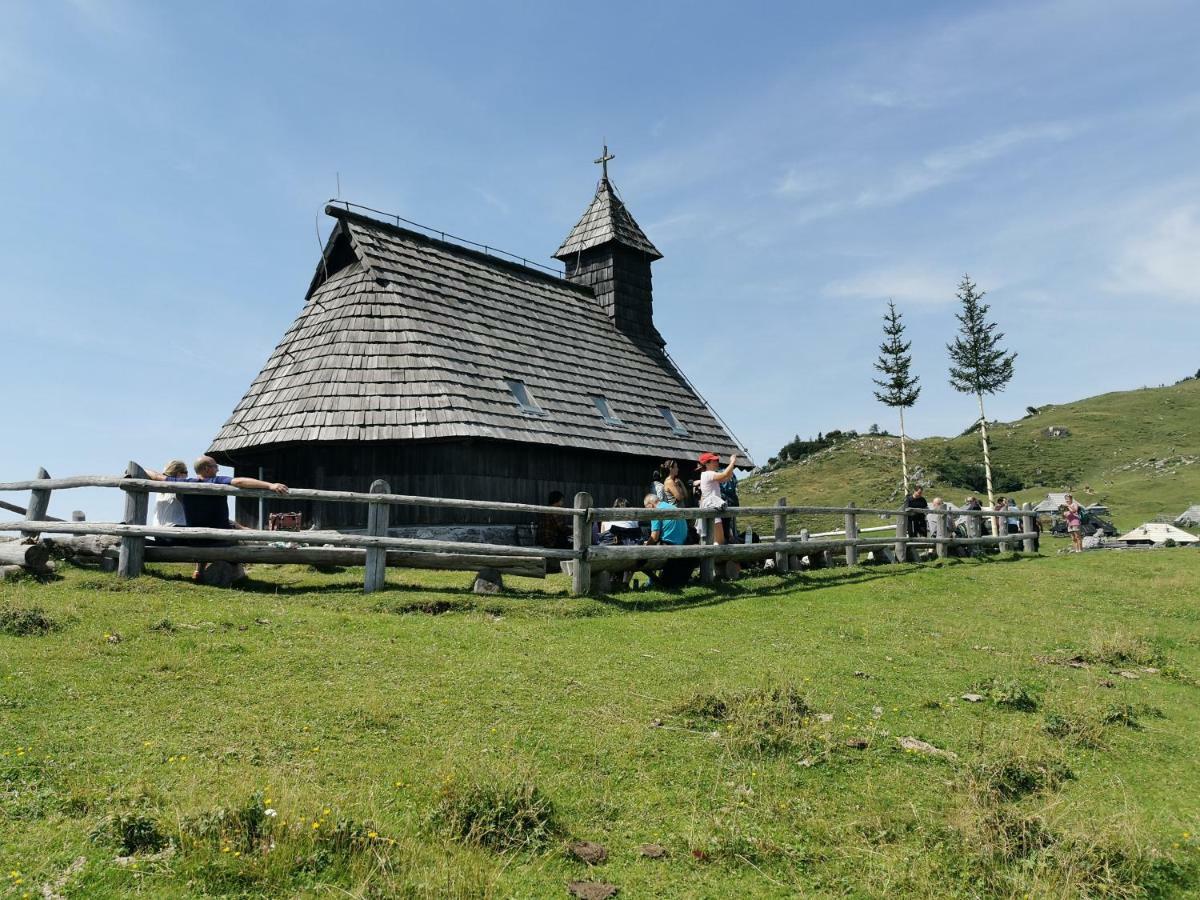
[742, 378, 1200, 533]
[3, 548, 1199, 898]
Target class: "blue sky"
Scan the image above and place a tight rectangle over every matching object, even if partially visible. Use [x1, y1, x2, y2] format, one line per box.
[2, 0, 1198, 521]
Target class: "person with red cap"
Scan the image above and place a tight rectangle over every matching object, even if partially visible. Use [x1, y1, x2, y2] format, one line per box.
[696, 451, 739, 545]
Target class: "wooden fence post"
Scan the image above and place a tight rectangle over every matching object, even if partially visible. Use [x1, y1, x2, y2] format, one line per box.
[1021, 502, 1037, 553]
[965, 512, 980, 556]
[571, 492, 592, 596]
[22, 468, 51, 539]
[894, 506, 908, 564]
[700, 510, 716, 584]
[773, 497, 789, 573]
[118, 461, 149, 578]
[364, 479, 390, 593]
[844, 501, 858, 567]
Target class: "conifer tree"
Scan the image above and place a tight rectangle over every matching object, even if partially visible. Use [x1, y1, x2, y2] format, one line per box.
[947, 275, 1016, 505]
[873, 300, 921, 494]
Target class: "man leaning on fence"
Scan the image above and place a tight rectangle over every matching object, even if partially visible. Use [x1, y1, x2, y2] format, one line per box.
[147, 456, 287, 582]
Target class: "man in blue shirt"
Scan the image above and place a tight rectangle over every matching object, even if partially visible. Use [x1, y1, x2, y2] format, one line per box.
[642, 493, 697, 588]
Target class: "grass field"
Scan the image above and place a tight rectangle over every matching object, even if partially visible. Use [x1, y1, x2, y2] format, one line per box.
[3, 549, 1200, 898]
[742, 378, 1200, 533]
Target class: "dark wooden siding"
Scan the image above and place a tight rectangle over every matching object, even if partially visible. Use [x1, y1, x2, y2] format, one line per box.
[222, 438, 682, 530]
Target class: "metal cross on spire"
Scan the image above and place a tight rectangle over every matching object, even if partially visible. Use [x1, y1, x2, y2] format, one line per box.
[594, 143, 615, 181]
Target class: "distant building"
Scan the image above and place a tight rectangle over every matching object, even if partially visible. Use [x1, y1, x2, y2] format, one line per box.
[1118, 523, 1199, 545]
[209, 163, 749, 528]
[1175, 504, 1200, 527]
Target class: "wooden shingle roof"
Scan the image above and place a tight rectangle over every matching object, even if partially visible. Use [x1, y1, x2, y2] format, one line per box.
[209, 205, 749, 463]
[554, 178, 662, 261]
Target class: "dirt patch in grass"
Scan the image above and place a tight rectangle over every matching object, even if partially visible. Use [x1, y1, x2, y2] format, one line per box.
[0, 603, 60, 636]
[430, 772, 560, 852]
[386, 598, 472, 615]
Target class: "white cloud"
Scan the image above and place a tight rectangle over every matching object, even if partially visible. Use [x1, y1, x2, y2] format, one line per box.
[853, 121, 1082, 209]
[824, 267, 961, 306]
[1107, 206, 1200, 302]
[775, 168, 834, 198]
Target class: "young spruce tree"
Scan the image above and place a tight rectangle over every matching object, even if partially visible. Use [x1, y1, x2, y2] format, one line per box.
[872, 300, 921, 494]
[947, 275, 1016, 505]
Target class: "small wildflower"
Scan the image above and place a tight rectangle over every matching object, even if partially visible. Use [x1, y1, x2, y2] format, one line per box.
[264, 797, 272, 805]
[233, 851, 241, 858]
[221, 846, 230, 853]
[265, 808, 277, 818]
[368, 831, 378, 839]
[312, 821, 320, 829]
[323, 807, 330, 814]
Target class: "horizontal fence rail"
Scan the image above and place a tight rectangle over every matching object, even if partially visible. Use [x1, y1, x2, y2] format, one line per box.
[0, 476, 580, 518]
[1, 466, 1043, 595]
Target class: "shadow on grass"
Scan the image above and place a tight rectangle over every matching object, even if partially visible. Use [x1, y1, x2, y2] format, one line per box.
[140, 552, 1044, 613]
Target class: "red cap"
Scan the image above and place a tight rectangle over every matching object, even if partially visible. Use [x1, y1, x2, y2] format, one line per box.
[697, 452, 720, 465]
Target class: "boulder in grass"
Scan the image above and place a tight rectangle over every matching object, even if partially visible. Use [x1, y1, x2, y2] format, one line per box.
[568, 882, 618, 899]
[569, 840, 608, 865]
[898, 736, 958, 761]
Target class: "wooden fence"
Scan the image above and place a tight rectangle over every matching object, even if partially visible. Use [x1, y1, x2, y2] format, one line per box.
[0, 465, 1038, 595]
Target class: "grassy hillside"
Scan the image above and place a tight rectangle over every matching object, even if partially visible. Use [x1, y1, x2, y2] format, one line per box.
[742, 378, 1200, 531]
[3, 555, 1200, 897]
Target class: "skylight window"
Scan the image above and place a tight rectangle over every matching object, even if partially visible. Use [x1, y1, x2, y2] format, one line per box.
[659, 406, 688, 437]
[505, 379, 546, 416]
[592, 395, 624, 426]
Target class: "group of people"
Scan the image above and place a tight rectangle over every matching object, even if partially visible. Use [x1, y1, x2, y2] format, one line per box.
[145, 455, 288, 580]
[536, 451, 741, 589]
[903, 487, 1040, 551]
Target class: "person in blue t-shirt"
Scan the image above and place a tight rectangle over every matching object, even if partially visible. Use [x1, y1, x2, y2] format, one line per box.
[641, 493, 697, 588]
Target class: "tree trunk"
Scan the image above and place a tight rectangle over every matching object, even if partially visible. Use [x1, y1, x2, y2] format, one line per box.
[898, 407, 910, 495]
[976, 393, 995, 506]
[0, 541, 51, 570]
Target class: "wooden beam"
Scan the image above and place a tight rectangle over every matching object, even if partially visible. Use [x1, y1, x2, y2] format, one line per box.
[0, 520, 578, 560]
[21, 468, 51, 540]
[773, 497, 789, 573]
[844, 501, 858, 567]
[127, 545, 546, 578]
[0, 541, 50, 569]
[117, 461, 149, 579]
[571, 492, 592, 596]
[364, 479, 390, 593]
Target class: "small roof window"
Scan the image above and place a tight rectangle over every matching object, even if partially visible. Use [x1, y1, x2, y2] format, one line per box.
[659, 406, 688, 437]
[592, 395, 624, 426]
[505, 379, 546, 416]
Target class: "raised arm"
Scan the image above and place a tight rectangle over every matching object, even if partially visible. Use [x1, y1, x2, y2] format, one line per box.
[231, 476, 289, 494]
[714, 454, 739, 483]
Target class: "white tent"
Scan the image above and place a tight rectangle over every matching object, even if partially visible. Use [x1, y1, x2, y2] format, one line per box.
[1175, 504, 1200, 527]
[1118, 523, 1200, 545]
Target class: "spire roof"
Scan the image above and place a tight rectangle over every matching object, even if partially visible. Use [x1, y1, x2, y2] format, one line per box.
[553, 178, 662, 261]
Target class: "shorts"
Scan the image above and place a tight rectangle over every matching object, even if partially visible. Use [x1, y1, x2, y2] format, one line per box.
[1067, 525, 1081, 534]
[699, 494, 727, 511]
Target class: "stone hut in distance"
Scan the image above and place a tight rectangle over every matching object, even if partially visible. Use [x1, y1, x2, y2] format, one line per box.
[208, 162, 749, 530]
